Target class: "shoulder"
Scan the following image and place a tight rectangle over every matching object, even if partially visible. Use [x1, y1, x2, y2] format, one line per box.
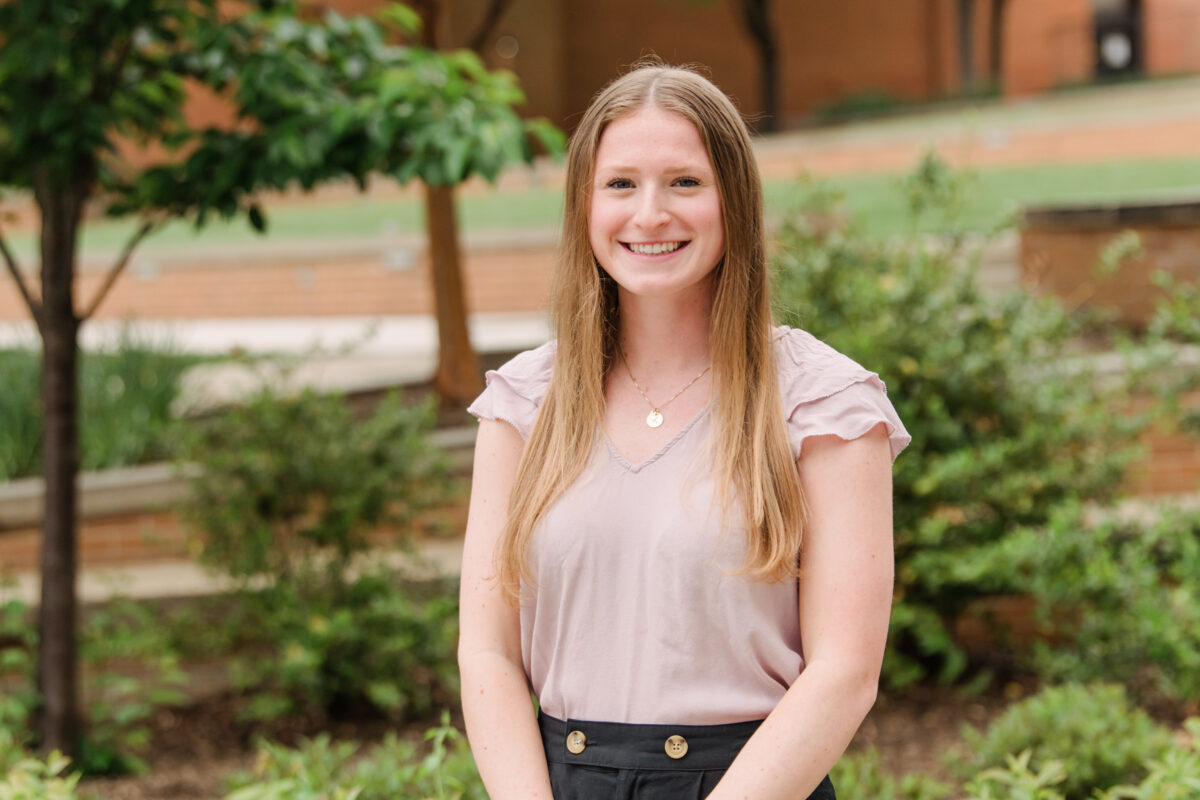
[465, 340, 556, 440]
[772, 326, 911, 461]
[772, 325, 882, 403]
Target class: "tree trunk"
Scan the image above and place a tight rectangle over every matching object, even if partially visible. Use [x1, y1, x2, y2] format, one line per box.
[412, 0, 508, 406]
[957, 0, 976, 93]
[425, 183, 482, 404]
[33, 174, 85, 757]
[989, 0, 1008, 88]
[740, 0, 780, 132]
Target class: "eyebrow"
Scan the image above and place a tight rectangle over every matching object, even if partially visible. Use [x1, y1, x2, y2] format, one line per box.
[594, 164, 711, 174]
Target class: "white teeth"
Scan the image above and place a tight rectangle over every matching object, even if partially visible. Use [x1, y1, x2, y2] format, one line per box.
[627, 241, 683, 255]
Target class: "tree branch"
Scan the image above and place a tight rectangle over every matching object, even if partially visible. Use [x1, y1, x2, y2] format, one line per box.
[0, 221, 44, 326]
[80, 219, 157, 321]
[467, 0, 514, 54]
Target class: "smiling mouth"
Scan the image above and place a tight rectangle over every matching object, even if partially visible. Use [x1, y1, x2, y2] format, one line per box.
[623, 241, 687, 255]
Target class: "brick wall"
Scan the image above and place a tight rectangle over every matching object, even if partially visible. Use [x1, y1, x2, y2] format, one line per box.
[0, 503, 469, 574]
[0, 511, 189, 573]
[1144, 0, 1200, 74]
[74, 1, 1200, 148]
[1127, 396, 1200, 495]
[0, 236, 556, 321]
[1020, 201, 1200, 327]
[1002, 0, 1094, 96]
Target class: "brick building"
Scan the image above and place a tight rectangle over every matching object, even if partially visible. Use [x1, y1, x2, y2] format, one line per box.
[309, 0, 1200, 130]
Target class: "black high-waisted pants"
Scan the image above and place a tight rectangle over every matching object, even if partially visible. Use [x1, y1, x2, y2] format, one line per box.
[539, 713, 837, 799]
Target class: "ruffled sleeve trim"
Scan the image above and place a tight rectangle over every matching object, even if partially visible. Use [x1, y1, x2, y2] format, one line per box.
[466, 340, 556, 440]
[773, 326, 911, 461]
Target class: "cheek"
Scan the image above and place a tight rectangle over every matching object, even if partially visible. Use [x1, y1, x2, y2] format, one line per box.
[587, 201, 618, 254]
[703, 201, 725, 253]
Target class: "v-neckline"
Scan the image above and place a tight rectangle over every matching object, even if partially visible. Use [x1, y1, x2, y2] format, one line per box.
[602, 403, 710, 474]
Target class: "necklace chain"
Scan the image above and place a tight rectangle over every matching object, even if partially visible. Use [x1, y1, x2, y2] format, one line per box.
[619, 347, 711, 429]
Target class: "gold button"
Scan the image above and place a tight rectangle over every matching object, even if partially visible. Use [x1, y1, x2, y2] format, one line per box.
[665, 734, 688, 759]
[566, 730, 587, 754]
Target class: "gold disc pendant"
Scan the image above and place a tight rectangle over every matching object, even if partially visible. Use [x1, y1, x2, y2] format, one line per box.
[646, 409, 664, 428]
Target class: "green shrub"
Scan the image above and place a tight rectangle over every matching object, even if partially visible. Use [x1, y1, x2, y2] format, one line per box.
[178, 386, 449, 586]
[831, 748, 952, 800]
[228, 573, 459, 723]
[76, 597, 187, 775]
[1099, 718, 1200, 799]
[0, 334, 203, 481]
[963, 750, 1067, 800]
[222, 714, 486, 800]
[1146, 271, 1200, 438]
[772, 156, 1146, 684]
[0, 349, 41, 481]
[0, 593, 185, 777]
[993, 503, 1200, 706]
[0, 751, 80, 800]
[177, 383, 456, 721]
[955, 683, 1173, 799]
[0, 597, 38, 764]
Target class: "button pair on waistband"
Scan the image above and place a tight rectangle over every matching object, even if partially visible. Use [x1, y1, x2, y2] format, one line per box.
[564, 729, 688, 759]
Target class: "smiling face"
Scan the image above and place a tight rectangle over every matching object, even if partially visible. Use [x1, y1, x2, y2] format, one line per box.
[588, 106, 725, 305]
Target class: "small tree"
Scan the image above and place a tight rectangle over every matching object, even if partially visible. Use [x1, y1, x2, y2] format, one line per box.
[407, 0, 526, 403]
[0, 0, 558, 755]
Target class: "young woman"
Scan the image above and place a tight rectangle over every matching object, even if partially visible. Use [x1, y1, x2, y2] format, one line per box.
[458, 63, 909, 799]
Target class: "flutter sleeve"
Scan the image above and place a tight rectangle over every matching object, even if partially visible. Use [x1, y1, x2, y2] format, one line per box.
[466, 340, 556, 440]
[774, 327, 911, 461]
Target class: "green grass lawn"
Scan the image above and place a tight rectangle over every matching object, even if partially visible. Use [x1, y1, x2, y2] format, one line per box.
[792, 157, 1200, 237]
[5, 156, 1199, 262]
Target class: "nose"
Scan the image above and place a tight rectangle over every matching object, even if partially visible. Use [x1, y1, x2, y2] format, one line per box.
[632, 186, 671, 230]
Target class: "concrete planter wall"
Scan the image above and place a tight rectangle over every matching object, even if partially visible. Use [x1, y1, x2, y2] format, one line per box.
[0, 427, 475, 575]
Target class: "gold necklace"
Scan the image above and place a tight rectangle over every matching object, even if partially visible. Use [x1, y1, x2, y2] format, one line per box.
[619, 347, 711, 429]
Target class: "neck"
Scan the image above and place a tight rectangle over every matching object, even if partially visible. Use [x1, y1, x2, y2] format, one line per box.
[616, 285, 713, 375]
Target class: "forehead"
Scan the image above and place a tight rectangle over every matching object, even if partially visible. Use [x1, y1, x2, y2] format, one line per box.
[593, 106, 711, 169]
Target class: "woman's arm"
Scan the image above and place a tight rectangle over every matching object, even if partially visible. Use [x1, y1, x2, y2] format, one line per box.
[458, 419, 555, 798]
[708, 424, 895, 800]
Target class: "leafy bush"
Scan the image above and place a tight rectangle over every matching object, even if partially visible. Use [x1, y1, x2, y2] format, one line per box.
[772, 155, 1147, 684]
[222, 715, 486, 800]
[76, 597, 187, 775]
[955, 683, 1173, 799]
[178, 386, 449, 585]
[963, 750, 1068, 800]
[0, 751, 80, 800]
[992, 503, 1200, 706]
[0, 334, 203, 481]
[0, 597, 38, 764]
[0, 349, 41, 481]
[831, 748, 952, 800]
[228, 573, 459, 723]
[177, 383, 456, 721]
[0, 593, 186, 777]
[1099, 718, 1200, 799]
[1146, 271, 1200, 438]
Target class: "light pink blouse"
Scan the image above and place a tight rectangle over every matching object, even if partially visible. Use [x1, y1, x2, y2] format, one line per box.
[467, 326, 910, 725]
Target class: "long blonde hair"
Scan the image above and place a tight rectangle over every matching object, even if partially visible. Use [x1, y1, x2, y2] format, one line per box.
[497, 64, 806, 600]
